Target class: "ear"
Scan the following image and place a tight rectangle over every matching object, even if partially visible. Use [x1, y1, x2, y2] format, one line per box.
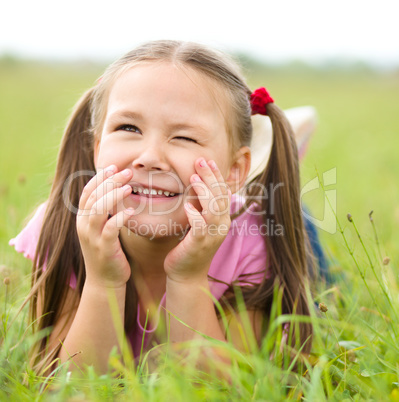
[225, 146, 251, 194]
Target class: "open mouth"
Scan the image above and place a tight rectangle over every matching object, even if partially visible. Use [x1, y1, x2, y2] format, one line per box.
[130, 186, 180, 198]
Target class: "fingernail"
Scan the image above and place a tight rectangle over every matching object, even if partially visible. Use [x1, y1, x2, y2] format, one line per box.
[122, 169, 131, 177]
[185, 202, 194, 210]
[105, 165, 116, 176]
[199, 158, 206, 168]
[122, 185, 132, 192]
[105, 165, 116, 173]
[192, 174, 201, 182]
[125, 208, 135, 215]
[208, 160, 217, 170]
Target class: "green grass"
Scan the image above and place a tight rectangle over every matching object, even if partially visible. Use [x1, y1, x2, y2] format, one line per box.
[1, 57, 398, 400]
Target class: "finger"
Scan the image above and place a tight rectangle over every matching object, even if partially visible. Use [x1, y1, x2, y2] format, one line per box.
[78, 165, 117, 213]
[189, 179, 231, 229]
[189, 174, 213, 216]
[102, 208, 136, 243]
[208, 160, 230, 211]
[189, 173, 224, 219]
[195, 158, 224, 198]
[194, 158, 229, 214]
[89, 184, 132, 232]
[190, 174, 227, 219]
[83, 168, 133, 213]
[184, 202, 207, 237]
[208, 160, 228, 196]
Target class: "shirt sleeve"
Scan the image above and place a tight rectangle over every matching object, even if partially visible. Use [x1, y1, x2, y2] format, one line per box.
[9, 201, 77, 289]
[208, 195, 268, 300]
[234, 225, 268, 286]
[231, 204, 268, 286]
[9, 202, 47, 261]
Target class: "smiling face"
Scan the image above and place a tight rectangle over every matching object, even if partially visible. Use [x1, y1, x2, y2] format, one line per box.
[94, 62, 246, 238]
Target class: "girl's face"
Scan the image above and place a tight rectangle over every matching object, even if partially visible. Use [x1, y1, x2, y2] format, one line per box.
[94, 62, 245, 238]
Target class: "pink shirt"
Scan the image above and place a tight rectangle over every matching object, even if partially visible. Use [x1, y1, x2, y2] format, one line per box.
[10, 194, 268, 356]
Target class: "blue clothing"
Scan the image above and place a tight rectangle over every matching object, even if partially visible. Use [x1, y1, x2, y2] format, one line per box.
[303, 206, 331, 283]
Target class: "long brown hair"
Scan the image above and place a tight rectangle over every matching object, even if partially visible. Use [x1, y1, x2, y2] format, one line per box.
[234, 103, 313, 353]
[26, 40, 313, 371]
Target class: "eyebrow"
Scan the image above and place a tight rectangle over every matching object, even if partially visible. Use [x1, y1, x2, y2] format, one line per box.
[168, 123, 208, 135]
[107, 110, 142, 122]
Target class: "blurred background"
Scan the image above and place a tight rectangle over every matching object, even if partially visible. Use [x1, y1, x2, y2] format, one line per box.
[1, 0, 398, 270]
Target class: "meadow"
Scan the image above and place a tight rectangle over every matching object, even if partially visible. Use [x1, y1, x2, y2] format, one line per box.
[1, 55, 398, 400]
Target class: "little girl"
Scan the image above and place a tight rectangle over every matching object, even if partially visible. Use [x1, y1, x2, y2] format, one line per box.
[11, 40, 314, 374]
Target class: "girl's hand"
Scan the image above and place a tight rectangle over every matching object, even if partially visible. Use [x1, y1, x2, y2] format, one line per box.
[164, 158, 232, 283]
[76, 166, 135, 288]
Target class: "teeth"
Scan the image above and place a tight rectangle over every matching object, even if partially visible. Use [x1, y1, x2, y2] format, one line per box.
[132, 186, 177, 197]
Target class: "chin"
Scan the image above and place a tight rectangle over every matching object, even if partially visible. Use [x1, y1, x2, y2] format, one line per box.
[123, 214, 190, 240]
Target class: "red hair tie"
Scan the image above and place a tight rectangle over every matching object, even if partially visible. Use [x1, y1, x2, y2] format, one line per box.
[250, 87, 274, 115]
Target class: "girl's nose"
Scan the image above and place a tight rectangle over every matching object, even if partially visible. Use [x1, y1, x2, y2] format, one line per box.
[131, 142, 169, 172]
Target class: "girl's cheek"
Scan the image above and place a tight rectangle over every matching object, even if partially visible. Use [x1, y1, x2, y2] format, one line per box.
[99, 144, 131, 168]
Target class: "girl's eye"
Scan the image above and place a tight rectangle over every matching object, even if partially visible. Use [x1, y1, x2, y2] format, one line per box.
[116, 124, 141, 133]
[174, 136, 197, 143]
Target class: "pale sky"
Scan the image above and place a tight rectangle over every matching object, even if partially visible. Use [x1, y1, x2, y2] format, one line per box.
[1, 0, 398, 67]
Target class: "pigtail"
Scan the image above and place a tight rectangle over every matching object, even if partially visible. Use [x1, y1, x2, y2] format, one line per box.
[26, 86, 137, 373]
[25, 88, 96, 372]
[244, 103, 313, 354]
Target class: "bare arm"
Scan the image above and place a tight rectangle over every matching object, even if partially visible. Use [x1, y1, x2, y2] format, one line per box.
[57, 283, 126, 373]
[38, 166, 135, 374]
[166, 277, 226, 343]
[166, 278, 264, 347]
[157, 279, 264, 378]
[38, 282, 126, 374]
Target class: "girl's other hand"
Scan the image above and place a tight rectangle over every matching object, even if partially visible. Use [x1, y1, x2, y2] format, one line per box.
[76, 165, 135, 288]
[164, 158, 232, 284]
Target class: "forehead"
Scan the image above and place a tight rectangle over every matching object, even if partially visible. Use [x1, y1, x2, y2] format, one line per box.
[106, 62, 231, 131]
